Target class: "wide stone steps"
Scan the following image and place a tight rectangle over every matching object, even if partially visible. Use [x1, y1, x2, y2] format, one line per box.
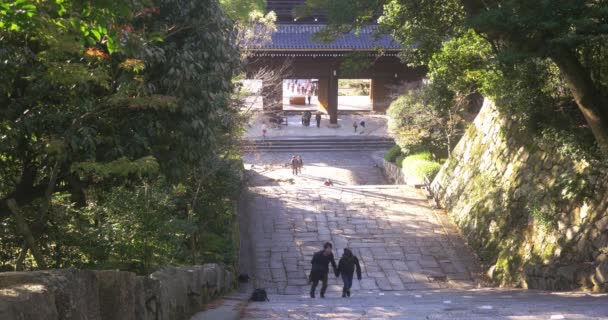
[241, 136, 395, 152]
[242, 289, 607, 319]
[245, 184, 481, 297]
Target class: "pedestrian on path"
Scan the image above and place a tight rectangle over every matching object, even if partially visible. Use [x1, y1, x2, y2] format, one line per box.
[336, 248, 362, 298]
[261, 123, 267, 139]
[296, 155, 303, 175]
[353, 121, 358, 133]
[315, 112, 322, 128]
[307, 88, 313, 105]
[309, 242, 337, 298]
[290, 155, 298, 175]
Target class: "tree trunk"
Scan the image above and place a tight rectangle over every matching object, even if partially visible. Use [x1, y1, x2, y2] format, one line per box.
[7, 199, 47, 269]
[15, 241, 28, 271]
[550, 48, 608, 152]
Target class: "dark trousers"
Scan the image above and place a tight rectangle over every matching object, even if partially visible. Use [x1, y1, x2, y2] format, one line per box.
[341, 273, 353, 290]
[310, 273, 328, 296]
[316, 119, 321, 128]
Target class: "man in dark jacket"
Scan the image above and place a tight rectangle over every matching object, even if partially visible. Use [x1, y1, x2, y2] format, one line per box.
[309, 242, 337, 298]
[336, 248, 362, 297]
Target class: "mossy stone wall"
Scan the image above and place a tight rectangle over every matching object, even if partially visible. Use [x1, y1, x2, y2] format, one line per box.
[431, 99, 608, 292]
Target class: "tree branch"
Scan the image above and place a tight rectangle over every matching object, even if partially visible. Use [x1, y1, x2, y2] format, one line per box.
[7, 199, 47, 269]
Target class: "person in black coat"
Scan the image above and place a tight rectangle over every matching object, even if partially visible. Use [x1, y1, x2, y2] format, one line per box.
[336, 248, 362, 297]
[309, 242, 337, 298]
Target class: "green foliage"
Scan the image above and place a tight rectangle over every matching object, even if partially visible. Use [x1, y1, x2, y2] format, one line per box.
[220, 0, 266, 23]
[220, 0, 275, 54]
[340, 52, 373, 78]
[311, 0, 608, 152]
[387, 90, 450, 157]
[338, 79, 370, 95]
[401, 152, 442, 180]
[384, 145, 403, 163]
[379, 0, 466, 66]
[526, 203, 557, 231]
[0, 0, 244, 273]
[395, 154, 406, 168]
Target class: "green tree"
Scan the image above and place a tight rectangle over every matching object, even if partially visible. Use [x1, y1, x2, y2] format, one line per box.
[0, 0, 243, 271]
[303, 0, 608, 151]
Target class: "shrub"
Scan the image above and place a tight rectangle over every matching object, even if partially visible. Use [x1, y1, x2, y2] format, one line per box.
[395, 154, 407, 168]
[401, 152, 443, 181]
[404, 151, 433, 161]
[384, 145, 403, 163]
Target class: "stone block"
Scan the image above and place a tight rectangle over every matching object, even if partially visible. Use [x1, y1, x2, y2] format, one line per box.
[0, 269, 101, 320]
[95, 270, 137, 320]
[0, 282, 58, 320]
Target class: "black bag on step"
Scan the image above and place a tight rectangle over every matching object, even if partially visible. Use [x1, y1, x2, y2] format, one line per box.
[249, 288, 270, 302]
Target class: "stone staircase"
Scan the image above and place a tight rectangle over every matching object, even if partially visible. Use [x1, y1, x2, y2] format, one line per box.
[239, 184, 608, 319]
[242, 185, 480, 296]
[240, 136, 395, 152]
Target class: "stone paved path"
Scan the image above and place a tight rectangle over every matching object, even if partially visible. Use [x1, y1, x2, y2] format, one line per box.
[240, 150, 608, 319]
[243, 289, 608, 319]
[246, 185, 479, 295]
[244, 151, 387, 186]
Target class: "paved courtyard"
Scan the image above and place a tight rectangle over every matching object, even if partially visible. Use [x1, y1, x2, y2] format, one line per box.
[245, 185, 479, 295]
[243, 151, 387, 186]
[243, 113, 389, 139]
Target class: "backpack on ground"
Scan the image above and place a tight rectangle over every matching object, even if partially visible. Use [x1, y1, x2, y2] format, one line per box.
[249, 288, 269, 302]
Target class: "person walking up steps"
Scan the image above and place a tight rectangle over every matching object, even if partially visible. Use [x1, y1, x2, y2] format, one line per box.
[307, 88, 313, 105]
[336, 248, 362, 298]
[309, 242, 337, 298]
[290, 155, 298, 176]
[296, 155, 303, 175]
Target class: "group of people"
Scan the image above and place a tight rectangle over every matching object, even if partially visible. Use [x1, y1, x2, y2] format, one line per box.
[288, 80, 318, 105]
[353, 120, 366, 133]
[309, 242, 362, 298]
[290, 155, 304, 175]
[301, 111, 323, 128]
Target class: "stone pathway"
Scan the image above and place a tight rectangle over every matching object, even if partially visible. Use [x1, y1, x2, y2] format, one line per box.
[243, 113, 388, 139]
[245, 185, 479, 295]
[240, 148, 608, 319]
[244, 151, 387, 186]
[243, 289, 608, 319]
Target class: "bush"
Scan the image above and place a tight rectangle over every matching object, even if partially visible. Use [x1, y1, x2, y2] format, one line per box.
[404, 151, 433, 161]
[401, 152, 443, 180]
[395, 154, 407, 168]
[384, 145, 403, 163]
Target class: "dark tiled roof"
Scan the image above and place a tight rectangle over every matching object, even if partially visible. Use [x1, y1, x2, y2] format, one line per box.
[248, 24, 401, 51]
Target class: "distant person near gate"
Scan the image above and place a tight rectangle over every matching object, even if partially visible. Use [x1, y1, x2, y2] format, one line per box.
[296, 155, 303, 175]
[307, 88, 313, 105]
[290, 155, 298, 176]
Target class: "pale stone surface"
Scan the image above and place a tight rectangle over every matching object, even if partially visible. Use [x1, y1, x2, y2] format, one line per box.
[244, 151, 388, 187]
[245, 185, 479, 295]
[242, 289, 608, 319]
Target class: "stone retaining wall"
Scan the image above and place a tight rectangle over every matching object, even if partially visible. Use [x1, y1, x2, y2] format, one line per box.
[431, 99, 608, 292]
[0, 264, 234, 320]
[372, 151, 405, 184]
